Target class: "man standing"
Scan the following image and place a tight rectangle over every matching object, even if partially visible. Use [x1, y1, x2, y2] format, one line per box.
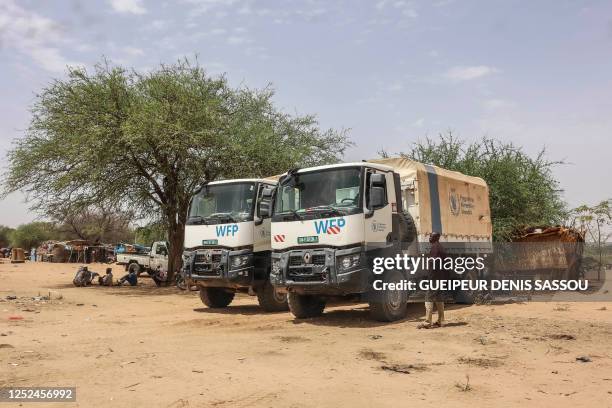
[421, 232, 446, 328]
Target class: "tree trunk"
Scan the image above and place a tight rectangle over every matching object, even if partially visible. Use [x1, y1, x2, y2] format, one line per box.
[166, 222, 185, 284]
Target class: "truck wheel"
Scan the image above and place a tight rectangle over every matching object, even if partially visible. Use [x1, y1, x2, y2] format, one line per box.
[369, 269, 408, 322]
[454, 269, 481, 304]
[128, 262, 141, 277]
[257, 280, 289, 312]
[199, 287, 235, 308]
[287, 293, 325, 318]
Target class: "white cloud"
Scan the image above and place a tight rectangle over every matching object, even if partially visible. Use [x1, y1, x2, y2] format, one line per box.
[483, 98, 516, 110]
[150, 19, 169, 30]
[412, 118, 425, 127]
[227, 36, 251, 45]
[123, 46, 145, 56]
[386, 82, 404, 92]
[0, 0, 80, 73]
[375, 0, 418, 18]
[445, 65, 499, 81]
[109, 0, 147, 15]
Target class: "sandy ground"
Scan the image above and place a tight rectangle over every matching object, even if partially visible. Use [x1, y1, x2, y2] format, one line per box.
[1, 261, 611, 408]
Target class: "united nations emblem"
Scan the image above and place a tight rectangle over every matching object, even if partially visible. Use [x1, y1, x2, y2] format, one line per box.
[449, 190, 460, 216]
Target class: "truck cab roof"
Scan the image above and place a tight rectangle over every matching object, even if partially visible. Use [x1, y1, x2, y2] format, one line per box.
[280, 162, 394, 176]
[207, 178, 278, 186]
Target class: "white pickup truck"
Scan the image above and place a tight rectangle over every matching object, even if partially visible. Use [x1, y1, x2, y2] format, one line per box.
[115, 241, 169, 276]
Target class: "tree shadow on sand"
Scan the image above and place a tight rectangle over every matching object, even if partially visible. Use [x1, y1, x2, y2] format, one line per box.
[191, 304, 275, 316]
[290, 302, 473, 329]
[46, 282, 196, 298]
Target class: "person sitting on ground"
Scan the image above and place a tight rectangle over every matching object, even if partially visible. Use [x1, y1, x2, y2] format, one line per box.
[98, 267, 113, 286]
[116, 269, 138, 286]
[73, 266, 98, 287]
[418, 232, 447, 329]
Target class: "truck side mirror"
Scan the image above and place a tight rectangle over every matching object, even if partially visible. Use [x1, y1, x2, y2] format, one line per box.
[259, 206, 270, 218]
[370, 173, 385, 185]
[369, 186, 385, 209]
[256, 185, 275, 225]
[261, 186, 274, 198]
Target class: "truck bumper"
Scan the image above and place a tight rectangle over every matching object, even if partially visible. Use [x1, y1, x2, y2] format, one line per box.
[185, 248, 256, 289]
[271, 246, 369, 296]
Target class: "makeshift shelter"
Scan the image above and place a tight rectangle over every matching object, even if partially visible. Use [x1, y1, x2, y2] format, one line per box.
[11, 248, 26, 263]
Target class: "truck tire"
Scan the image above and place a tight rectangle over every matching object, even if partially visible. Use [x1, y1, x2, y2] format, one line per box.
[454, 269, 484, 304]
[369, 269, 408, 322]
[399, 211, 417, 244]
[257, 280, 289, 312]
[288, 293, 325, 318]
[128, 262, 141, 276]
[199, 287, 235, 308]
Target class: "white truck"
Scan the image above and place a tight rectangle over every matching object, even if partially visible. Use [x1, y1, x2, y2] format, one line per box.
[183, 179, 288, 312]
[115, 241, 169, 276]
[268, 158, 493, 321]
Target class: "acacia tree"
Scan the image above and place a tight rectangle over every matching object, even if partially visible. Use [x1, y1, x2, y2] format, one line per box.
[571, 200, 611, 277]
[52, 204, 134, 243]
[388, 132, 567, 240]
[3, 59, 350, 281]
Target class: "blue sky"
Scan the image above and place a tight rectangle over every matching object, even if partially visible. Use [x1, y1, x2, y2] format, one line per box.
[1, 0, 611, 227]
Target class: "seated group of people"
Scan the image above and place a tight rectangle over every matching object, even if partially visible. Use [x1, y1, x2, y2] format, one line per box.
[72, 266, 138, 287]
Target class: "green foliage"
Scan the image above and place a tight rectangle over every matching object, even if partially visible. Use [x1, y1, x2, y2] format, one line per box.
[9, 222, 57, 249]
[3, 58, 350, 278]
[0, 225, 14, 248]
[52, 206, 134, 243]
[133, 223, 167, 246]
[570, 199, 611, 272]
[396, 132, 567, 241]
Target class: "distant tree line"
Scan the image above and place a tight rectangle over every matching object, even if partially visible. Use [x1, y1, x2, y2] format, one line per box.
[0, 219, 167, 250]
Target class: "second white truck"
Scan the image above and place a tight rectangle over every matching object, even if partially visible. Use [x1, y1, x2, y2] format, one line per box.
[269, 158, 493, 321]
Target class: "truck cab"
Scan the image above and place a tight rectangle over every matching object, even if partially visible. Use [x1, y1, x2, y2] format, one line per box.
[183, 179, 287, 312]
[270, 159, 492, 321]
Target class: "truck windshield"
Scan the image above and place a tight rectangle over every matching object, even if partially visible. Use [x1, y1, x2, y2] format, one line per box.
[274, 168, 361, 217]
[188, 183, 256, 224]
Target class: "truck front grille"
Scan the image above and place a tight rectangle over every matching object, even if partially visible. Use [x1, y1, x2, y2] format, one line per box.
[287, 266, 327, 283]
[192, 250, 223, 277]
[195, 253, 222, 263]
[288, 254, 326, 266]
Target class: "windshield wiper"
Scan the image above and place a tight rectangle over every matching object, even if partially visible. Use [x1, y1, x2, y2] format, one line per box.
[209, 212, 237, 223]
[281, 209, 302, 221]
[305, 205, 344, 216]
[187, 215, 205, 225]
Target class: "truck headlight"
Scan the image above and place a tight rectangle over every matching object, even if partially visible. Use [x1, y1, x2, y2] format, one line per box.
[230, 254, 250, 270]
[182, 251, 193, 270]
[271, 259, 281, 276]
[337, 254, 360, 272]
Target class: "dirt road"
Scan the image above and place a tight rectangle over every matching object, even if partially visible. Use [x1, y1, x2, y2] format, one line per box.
[1, 261, 611, 407]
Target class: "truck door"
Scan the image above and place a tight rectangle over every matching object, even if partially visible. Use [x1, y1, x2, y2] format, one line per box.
[253, 183, 273, 252]
[152, 242, 168, 272]
[364, 169, 393, 248]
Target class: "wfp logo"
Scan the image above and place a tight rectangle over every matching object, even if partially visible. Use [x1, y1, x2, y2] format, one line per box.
[314, 218, 346, 235]
[216, 224, 239, 237]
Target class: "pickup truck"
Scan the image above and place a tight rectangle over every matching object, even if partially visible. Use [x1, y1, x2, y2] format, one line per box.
[116, 241, 169, 276]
